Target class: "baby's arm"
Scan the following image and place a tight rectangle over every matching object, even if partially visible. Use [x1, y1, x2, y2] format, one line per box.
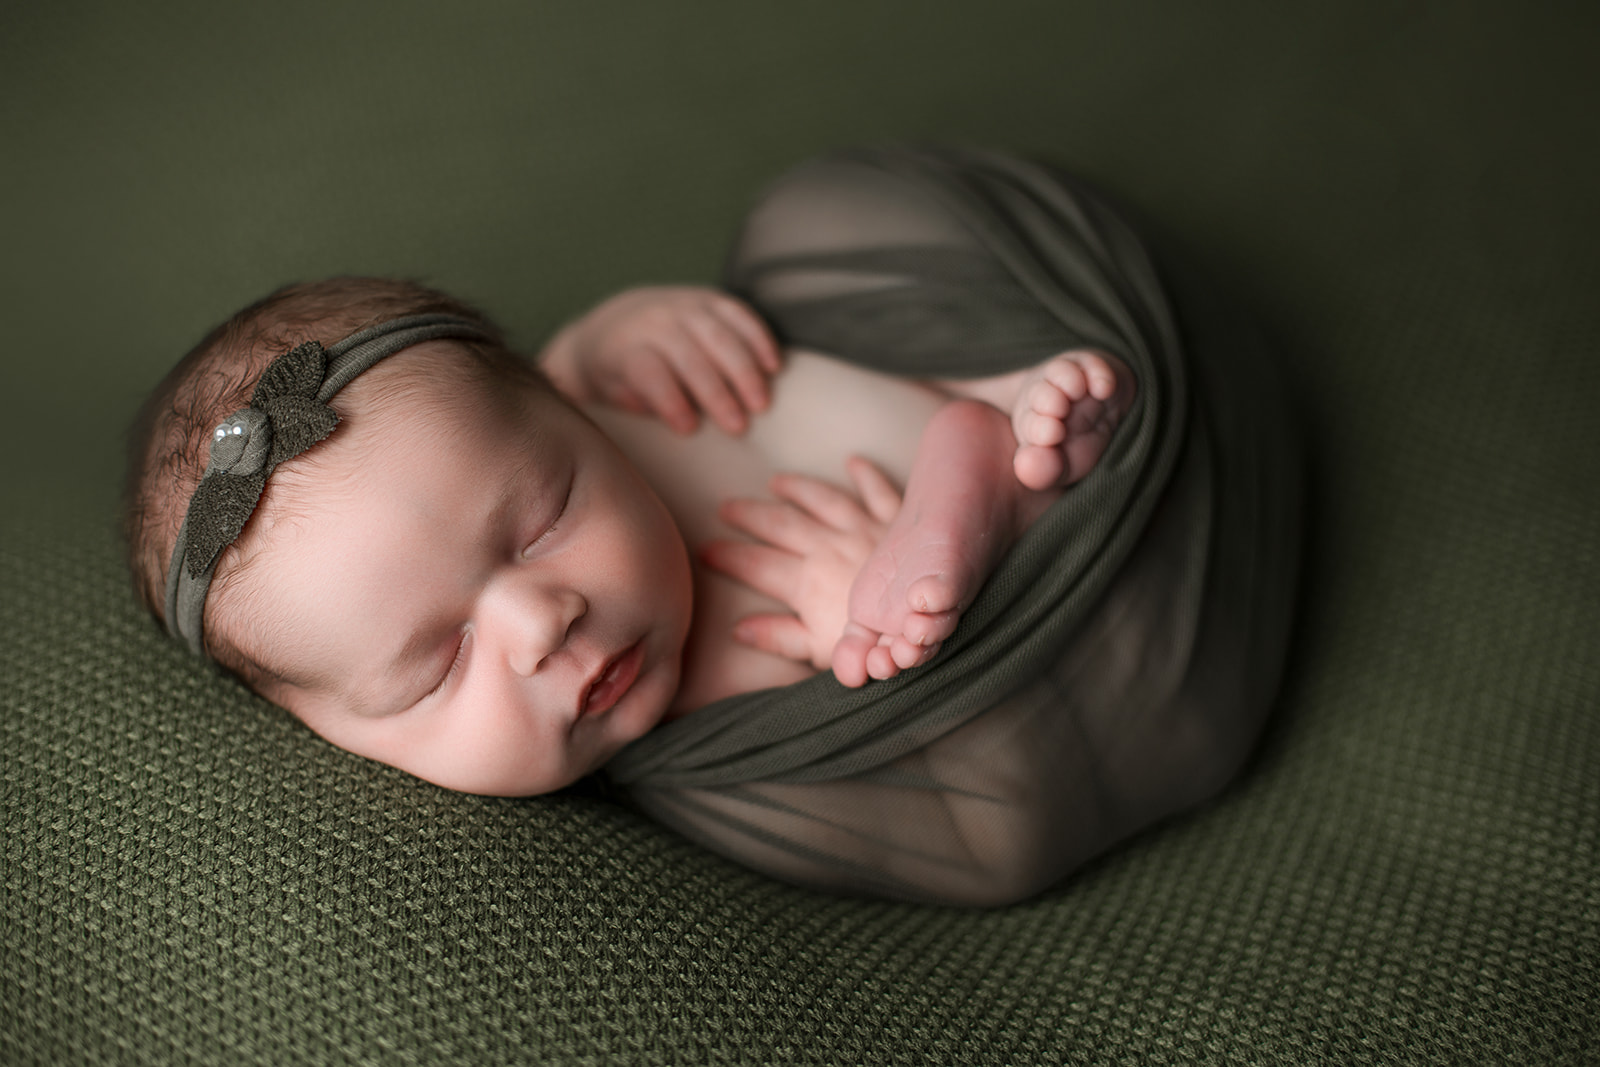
[539, 286, 781, 435]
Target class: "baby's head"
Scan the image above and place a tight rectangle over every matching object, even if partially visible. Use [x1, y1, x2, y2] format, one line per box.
[124, 278, 693, 795]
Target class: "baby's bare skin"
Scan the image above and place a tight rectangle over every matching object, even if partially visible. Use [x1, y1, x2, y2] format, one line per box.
[584, 351, 940, 708]
[830, 399, 1059, 686]
[588, 345, 1134, 697]
[548, 284, 1136, 697]
[836, 349, 1136, 685]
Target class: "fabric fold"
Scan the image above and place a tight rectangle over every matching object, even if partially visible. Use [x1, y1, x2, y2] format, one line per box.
[606, 146, 1302, 906]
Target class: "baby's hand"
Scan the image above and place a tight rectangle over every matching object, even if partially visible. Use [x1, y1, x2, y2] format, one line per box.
[699, 457, 902, 669]
[540, 286, 781, 435]
[1010, 349, 1135, 489]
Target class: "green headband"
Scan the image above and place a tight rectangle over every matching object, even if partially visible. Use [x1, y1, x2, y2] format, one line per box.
[163, 313, 494, 656]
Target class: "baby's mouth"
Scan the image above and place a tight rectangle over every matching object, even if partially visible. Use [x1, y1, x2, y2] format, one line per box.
[580, 641, 643, 717]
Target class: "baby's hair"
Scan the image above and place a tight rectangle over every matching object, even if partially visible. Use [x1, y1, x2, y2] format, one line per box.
[122, 276, 545, 687]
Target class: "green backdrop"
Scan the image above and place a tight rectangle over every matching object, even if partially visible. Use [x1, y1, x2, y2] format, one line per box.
[3, 2, 1596, 1063]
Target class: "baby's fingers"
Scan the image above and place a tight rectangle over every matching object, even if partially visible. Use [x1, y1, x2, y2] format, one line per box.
[845, 455, 902, 525]
[768, 471, 877, 533]
[685, 310, 776, 419]
[717, 497, 823, 555]
[733, 613, 815, 665]
[623, 351, 701, 434]
[656, 333, 750, 435]
[698, 538, 800, 603]
[706, 293, 782, 374]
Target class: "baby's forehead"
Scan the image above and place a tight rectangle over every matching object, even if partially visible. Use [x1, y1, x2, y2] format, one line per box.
[332, 343, 547, 439]
[243, 350, 540, 513]
[342, 340, 519, 412]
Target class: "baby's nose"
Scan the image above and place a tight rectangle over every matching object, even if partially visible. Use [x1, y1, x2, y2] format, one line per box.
[497, 584, 587, 678]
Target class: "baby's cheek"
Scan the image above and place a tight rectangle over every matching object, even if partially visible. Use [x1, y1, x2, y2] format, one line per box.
[633, 508, 694, 618]
[325, 686, 562, 797]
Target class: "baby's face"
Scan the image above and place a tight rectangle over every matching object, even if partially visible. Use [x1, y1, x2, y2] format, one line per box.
[232, 346, 693, 794]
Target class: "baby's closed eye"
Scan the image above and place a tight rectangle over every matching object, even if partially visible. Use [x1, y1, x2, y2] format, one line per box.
[424, 632, 471, 702]
[520, 473, 574, 558]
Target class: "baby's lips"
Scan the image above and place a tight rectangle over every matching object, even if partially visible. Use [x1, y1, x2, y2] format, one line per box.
[578, 640, 644, 718]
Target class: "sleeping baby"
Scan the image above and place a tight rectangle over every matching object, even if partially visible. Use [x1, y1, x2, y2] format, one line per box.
[122, 275, 1134, 797]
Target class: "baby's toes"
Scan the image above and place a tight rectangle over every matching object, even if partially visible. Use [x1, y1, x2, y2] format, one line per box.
[1017, 406, 1067, 448]
[865, 642, 903, 681]
[1014, 443, 1065, 490]
[831, 623, 879, 688]
[906, 574, 964, 616]
[1042, 355, 1091, 401]
[889, 635, 939, 671]
[903, 609, 959, 648]
[1012, 377, 1073, 454]
[1076, 353, 1119, 401]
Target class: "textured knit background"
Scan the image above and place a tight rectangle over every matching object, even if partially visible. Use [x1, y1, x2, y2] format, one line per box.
[3, 2, 1597, 1064]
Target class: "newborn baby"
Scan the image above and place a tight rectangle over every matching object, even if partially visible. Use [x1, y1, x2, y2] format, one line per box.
[123, 276, 1133, 797]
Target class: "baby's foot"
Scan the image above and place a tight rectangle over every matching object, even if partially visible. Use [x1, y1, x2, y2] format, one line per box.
[832, 400, 1057, 687]
[1010, 350, 1136, 490]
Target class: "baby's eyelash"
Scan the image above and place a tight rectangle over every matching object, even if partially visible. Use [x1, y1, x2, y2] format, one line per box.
[524, 523, 559, 554]
[425, 633, 469, 701]
[522, 476, 574, 557]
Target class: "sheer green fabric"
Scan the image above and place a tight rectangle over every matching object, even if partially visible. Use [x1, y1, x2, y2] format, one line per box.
[605, 147, 1303, 906]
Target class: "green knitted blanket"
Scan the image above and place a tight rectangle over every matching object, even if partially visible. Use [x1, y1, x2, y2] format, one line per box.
[4, 494, 1594, 1062]
[4, 2, 1597, 1063]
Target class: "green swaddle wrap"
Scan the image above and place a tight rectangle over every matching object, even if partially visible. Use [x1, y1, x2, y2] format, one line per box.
[604, 146, 1303, 906]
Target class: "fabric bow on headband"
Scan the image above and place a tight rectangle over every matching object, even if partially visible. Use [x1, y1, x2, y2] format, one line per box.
[164, 313, 494, 656]
[182, 341, 340, 580]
